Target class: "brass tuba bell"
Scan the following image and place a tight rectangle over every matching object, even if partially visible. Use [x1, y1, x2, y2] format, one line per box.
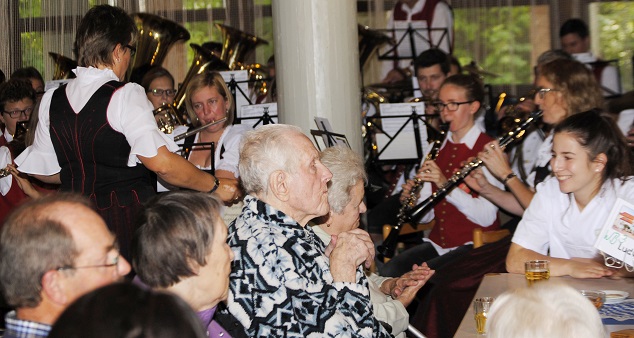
[215, 24, 268, 70]
[126, 13, 191, 82]
[358, 24, 393, 71]
[171, 44, 230, 125]
[48, 52, 77, 80]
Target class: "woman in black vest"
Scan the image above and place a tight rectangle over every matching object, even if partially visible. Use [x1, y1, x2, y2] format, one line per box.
[15, 5, 239, 262]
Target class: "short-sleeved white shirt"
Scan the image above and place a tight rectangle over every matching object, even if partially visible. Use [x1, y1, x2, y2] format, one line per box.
[513, 176, 634, 259]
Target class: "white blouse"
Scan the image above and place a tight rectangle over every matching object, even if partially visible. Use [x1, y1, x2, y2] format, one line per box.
[16, 67, 179, 175]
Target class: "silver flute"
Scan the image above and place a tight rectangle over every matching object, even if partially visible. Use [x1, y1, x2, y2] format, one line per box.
[173, 117, 228, 142]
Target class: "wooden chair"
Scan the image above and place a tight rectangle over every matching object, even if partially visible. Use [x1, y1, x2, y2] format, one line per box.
[381, 221, 435, 262]
[472, 228, 511, 249]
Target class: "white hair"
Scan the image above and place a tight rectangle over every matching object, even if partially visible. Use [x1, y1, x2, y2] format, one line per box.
[320, 146, 367, 214]
[238, 124, 303, 195]
[487, 282, 607, 338]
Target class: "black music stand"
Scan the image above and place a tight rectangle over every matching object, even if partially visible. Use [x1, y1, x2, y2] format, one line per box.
[378, 25, 451, 63]
[368, 105, 431, 165]
[310, 130, 350, 151]
[225, 73, 252, 122]
[238, 103, 278, 127]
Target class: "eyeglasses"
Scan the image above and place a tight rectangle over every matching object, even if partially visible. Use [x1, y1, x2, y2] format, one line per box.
[536, 88, 559, 99]
[148, 89, 177, 97]
[56, 250, 120, 271]
[432, 100, 474, 112]
[125, 44, 137, 57]
[3, 107, 33, 119]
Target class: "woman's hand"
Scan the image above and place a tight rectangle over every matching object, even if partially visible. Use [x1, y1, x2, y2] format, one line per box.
[464, 167, 492, 194]
[8, 164, 40, 198]
[478, 141, 511, 181]
[417, 160, 447, 188]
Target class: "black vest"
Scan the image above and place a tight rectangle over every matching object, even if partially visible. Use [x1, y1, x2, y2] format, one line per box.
[49, 81, 154, 207]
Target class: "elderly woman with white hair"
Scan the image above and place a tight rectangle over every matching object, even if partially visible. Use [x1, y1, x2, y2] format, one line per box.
[312, 146, 434, 338]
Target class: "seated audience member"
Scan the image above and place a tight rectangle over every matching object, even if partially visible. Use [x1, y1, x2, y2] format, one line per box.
[507, 109, 634, 278]
[10, 67, 45, 101]
[132, 191, 244, 338]
[0, 70, 5, 83]
[0, 79, 48, 222]
[227, 124, 392, 337]
[312, 146, 434, 338]
[378, 74, 503, 278]
[48, 283, 208, 338]
[0, 193, 131, 337]
[487, 283, 606, 338]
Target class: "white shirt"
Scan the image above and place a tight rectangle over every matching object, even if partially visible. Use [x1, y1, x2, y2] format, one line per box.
[381, 0, 454, 78]
[513, 176, 634, 259]
[157, 123, 250, 192]
[16, 67, 179, 175]
[0, 129, 14, 195]
[524, 133, 553, 188]
[572, 52, 621, 96]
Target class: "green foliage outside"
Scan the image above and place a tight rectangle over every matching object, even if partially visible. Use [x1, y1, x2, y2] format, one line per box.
[453, 6, 533, 86]
[183, 0, 224, 9]
[595, 2, 634, 92]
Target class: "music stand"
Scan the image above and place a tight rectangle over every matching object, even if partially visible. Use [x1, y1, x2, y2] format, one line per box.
[368, 103, 430, 165]
[310, 130, 350, 151]
[238, 103, 278, 127]
[378, 25, 451, 63]
[219, 70, 251, 122]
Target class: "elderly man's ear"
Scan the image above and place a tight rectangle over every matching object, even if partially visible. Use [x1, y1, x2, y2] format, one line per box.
[269, 170, 291, 202]
[40, 270, 71, 306]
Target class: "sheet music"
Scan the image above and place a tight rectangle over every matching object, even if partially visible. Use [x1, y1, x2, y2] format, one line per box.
[219, 70, 250, 113]
[314, 117, 349, 148]
[240, 103, 278, 124]
[375, 102, 429, 161]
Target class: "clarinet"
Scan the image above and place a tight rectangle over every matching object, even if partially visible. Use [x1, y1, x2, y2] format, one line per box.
[377, 110, 542, 260]
[377, 123, 448, 261]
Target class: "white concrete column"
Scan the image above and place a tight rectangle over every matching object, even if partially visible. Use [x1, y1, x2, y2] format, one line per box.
[272, 0, 362, 153]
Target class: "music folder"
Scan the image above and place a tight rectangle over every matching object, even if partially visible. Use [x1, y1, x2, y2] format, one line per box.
[372, 102, 429, 162]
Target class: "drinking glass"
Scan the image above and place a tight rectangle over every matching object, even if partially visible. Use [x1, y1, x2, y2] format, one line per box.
[525, 260, 550, 285]
[473, 297, 494, 334]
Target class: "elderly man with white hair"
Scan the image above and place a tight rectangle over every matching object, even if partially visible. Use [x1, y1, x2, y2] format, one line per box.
[227, 124, 392, 337]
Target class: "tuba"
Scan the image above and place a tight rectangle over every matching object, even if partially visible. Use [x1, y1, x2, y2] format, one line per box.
[48, 52, 77, 80]
[126, 13, 191, 82]
[171, 44, 230, 125]
[215, 23, 268, 70]
[358, 24, 393, 71]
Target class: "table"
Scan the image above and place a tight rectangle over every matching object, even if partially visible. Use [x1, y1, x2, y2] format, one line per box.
[453, 273, 634, 337]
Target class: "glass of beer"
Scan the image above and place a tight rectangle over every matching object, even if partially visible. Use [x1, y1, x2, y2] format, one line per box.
[473, 297, 494, 334]
[525, 260, 550, 285]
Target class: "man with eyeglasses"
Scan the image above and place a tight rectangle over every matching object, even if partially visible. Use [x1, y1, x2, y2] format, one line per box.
[0, 193, 131, 338]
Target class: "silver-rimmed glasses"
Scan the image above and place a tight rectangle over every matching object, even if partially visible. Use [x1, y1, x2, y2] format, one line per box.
[536, 88, 560, 99]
